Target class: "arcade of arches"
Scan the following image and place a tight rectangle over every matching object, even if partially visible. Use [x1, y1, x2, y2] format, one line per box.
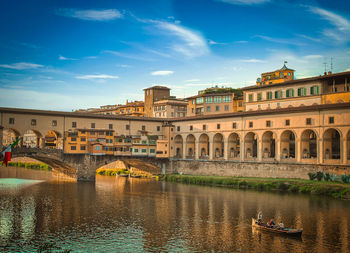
[174, 128, 350, 164]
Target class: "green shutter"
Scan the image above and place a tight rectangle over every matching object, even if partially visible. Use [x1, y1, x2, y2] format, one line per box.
[310, 87, 314, 95]
[298, 88, 301, 96]
[291, 89, 294, 97]
[303, 88, 307, 96]
[316, 86, 319, 94]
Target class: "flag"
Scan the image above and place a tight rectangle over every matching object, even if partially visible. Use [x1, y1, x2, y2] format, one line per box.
[2, 137, 21, 167]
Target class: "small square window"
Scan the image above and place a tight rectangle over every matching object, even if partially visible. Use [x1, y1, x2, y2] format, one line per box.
[126, 124, 130, 130]
[72, 122, 77, 128]
[52, 120, 57, 126]
[109, 124, 113, 130]
[306, 118, 312, 125]
[31, 119, 36, 126]
[157, 126, 161, 131]
[80, 145, 86, 150]
[91, 123, 95, 129]
[171, 128, 173, 132]
[266, 120, 271, 127]
[224, 105, 229, 111]
[177, 126, 180, 131]
[232, 123, 237, 129]
[190, 125, 193, 131]
[329, 117, 334, 124]
[216, 106, 220, 111]
[70, 146, 76, 150]
[217, 124, 220, 129]
[9, 118, 15, 124]
[203, 125, 206, 130]
[249, 122, 253, 128]
[142, 125, 146, 131]
[285, 119, 290, 126]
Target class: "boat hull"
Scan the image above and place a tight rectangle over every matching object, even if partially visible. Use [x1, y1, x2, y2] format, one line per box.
[252, 218, 302, 237]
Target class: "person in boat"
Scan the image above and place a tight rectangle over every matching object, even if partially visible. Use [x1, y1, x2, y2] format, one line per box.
[257, 211, 263, 224]
[268, 219, 275, 227]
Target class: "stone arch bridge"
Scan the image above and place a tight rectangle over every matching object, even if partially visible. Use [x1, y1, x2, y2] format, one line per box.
[9, 148, 168, 181]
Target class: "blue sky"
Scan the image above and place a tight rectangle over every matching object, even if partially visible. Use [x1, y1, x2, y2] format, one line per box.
[0, 0, 349, 111]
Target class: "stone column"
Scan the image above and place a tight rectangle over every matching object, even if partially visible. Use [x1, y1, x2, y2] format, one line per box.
[343, 138, 348, 165]
[224, 140, 229, 161]
[39, 137, 45, 148]
[296, 138, 301, 163]
[275, 138, 281, 162]
[318, 138, 323, 164]
[195, 140, 199, 160]
[257, 139, 262, 162]
[240, 137, 245, 162]
[209, 141, 214, 160]
[182, 142, 186, 159]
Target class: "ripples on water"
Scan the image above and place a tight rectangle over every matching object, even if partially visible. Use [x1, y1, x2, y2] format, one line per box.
[0, 166, 349, 252]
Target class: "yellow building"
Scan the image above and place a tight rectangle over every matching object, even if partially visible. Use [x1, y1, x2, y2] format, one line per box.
[76, 101, 145, 117]
[256, 63, 295, 86]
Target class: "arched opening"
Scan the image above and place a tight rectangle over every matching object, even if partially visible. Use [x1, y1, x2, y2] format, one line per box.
[174, 135, 183, 158]
[23, 130, 42, 148]
[199, 134, 209, 159]
[2, 128, 21, 148]
[228, 133, 240, 159]
[262, 131, 276, 158]
[245, 132, 257, 158]
[186, 134, 195, 159]
[45, 131, 63, 149]
[280, 130, 295, 159]
[323, 128, 341, 160]
[301, 129, 317, 159]
[213, 133, 224, 159]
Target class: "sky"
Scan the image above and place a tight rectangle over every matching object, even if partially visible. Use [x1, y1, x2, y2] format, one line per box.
[0, 0, 350, 111]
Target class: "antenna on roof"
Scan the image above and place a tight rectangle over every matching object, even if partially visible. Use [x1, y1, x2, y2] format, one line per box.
[284, 60, 288, 65]
[330, 57, 333, 72]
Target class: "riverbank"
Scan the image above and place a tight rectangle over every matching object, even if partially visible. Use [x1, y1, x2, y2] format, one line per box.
[0, 161, 51, 171]
[161, 174, 350, 200]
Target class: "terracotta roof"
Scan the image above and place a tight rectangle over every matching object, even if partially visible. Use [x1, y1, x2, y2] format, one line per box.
[143, 85, 170, 90]
[242, 70, 350, 91]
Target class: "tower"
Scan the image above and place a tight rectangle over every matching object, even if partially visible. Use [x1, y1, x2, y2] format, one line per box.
[144, 86, 170, 117]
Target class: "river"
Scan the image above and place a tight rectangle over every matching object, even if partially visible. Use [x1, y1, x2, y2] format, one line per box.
[0, 166, 349, 252]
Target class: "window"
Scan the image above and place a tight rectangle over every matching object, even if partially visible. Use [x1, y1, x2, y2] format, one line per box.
[150, 149, 155, 153]
[134, 149, 138, 153]
[177, 126, 180, 131]
[266, 120, 271, 127]
[190, 125, 193, 131]
[70, 146, 76, 150]
[207, 106, 211, 112]
[223, 96, 231, 103]
[191, 108, 194, 113]
[196, 97, 204, 104]
[95, 146, 100, 151]
[126, 124, 130, 130]
[258, 105, 261, 110]
[205, 97, 213, 103]
[9, 118, 14, 124]
[71, 137, 77, 141]
[310, 86, 319, 95]
[142, 125, 146, 131]
[192, 100, 195, 104]
[213, 96, 222, 103]
[277, 102, 281, 108]
[52, 120, 57, 126]
[217, 123, 221, 129]
[224, 105, 229, 111]
[239, 101, 243, 107]
[31, 119, 36, 126]
[306, 118, 312, 125]
[329, 116, 334, 124]
[72, 122, 77, 128]
[249, 122, 253, 128]
[142, 149, 147, 153]
[91, 123, 95, 129]
[285, 119, 290, 126]
[267, 92, 273, 100]
[80, 145, 86, 150]
[203, 125, 206, 130]
[286, 89, 294, 98]
[216, 106, 220, 111]
[248, 94, 253, 102]
[298, 87, 307, 96]
[109, 124, 113, 130]
[232, 122, 237, 129]
[275, 90, 282, 99]
[257, 93, 262, 101]
[157, 126, 161, 131]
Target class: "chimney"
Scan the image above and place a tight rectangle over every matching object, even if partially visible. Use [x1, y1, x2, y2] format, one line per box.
[328, 71, 332, 75]
[324, 72, 327, 75]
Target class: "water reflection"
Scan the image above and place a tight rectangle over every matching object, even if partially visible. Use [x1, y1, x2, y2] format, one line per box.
[0, 167, 349, 252]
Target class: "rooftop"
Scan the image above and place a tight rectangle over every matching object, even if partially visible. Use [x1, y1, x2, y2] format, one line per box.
[143, 85, 170, 90]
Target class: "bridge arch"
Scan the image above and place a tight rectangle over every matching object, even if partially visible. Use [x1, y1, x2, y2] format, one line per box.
[174, 135, 183, 158]
[323, 128, 341, 160]
[280, 130, 296, 159]
[227, 133, 240, 159]
[300, 129, 318, 159]
[185, 134, 195, 159]
[244, 132, 257, 158]
[45, 130, 63, 149]
[213, 133, 224, 159]
[199, 133, 209, 159]
[23, 129, 43, 148]
[2, 128, 21, 147]
[262, 131, 276, 159]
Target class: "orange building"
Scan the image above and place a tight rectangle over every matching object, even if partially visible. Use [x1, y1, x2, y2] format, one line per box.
[256, 63, 295, 86]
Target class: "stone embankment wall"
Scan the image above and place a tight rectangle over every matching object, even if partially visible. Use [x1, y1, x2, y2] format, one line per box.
[169, 160, 350, 179]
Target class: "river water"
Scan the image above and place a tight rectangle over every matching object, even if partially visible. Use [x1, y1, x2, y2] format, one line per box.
[0, 167, 349, 252]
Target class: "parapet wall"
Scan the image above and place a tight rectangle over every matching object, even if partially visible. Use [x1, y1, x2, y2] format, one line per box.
[169, 160, 350, 179]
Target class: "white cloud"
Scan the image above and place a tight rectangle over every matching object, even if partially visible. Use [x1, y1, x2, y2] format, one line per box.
[56, 9, 123, 21]
[154, 21, 209, 58]
[75, 74, 119, 80]
[304, 54, 323, 59]
[208, 39, 227, 45]
[151, 70, 174, 76]
[220, 0, 271, 5]
[103, 50, 154, 61]
[255, 35, 305, 46]
[235, 40, 248, 43]
[59, 55, 77, 61]
[185, 79, 200, 82]
[0, 62, 44, 70]
[239, 58, 266, 63]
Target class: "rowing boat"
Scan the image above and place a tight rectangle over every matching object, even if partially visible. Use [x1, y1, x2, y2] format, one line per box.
[252, 218, 302, 237]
